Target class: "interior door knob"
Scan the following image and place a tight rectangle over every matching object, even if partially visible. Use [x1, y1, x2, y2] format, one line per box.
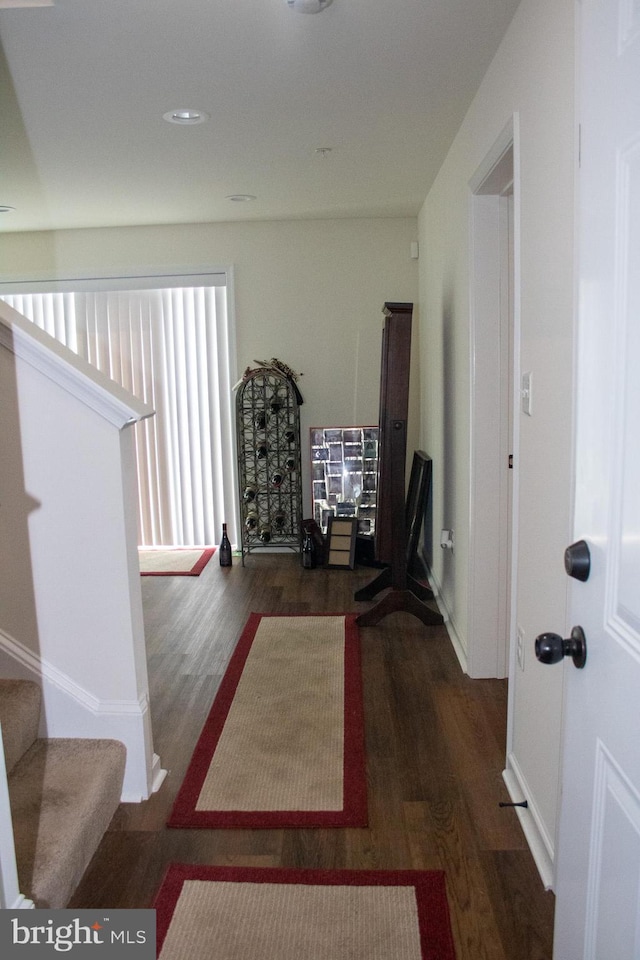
[535, 626, 587, 669]
[564, 539, 591, 581]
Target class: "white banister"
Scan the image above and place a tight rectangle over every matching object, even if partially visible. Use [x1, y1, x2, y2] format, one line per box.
[0, 299, 164, 801]
[0, 301, 153, 428]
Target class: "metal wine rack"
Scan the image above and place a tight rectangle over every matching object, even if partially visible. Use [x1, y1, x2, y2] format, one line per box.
[236, 369, 303, 563]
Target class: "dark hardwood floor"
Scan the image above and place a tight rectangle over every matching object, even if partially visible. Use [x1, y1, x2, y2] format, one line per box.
[70, 552, 555, 959]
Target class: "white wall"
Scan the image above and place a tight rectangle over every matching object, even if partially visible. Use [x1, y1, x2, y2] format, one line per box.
[0, 217, 420, 516]
[417, 0, 575, 879]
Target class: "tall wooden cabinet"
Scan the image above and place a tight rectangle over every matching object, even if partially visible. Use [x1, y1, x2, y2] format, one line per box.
[355, 302, 443, 626]
[236, 368, 303, 563]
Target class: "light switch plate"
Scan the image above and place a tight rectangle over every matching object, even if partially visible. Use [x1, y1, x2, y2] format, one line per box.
[521, 371, 533, 416]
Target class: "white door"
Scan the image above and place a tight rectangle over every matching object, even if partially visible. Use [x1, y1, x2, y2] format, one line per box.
[552, 0, 640, 956]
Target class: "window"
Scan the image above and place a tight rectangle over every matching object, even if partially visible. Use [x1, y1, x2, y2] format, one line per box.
[1, 274, 237, 547]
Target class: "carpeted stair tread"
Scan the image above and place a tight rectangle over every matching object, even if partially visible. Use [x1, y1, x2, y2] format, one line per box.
[9, 737, 126, 908]
[0, 679, 41, 774]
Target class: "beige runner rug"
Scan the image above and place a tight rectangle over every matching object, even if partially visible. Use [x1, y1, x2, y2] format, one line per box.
[154, 865, 457, 960]
[167, 613, 367, 828]
[138, 547, 215, 576]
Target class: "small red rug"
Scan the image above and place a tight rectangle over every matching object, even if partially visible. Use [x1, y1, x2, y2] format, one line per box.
[139, 547, 215, 576]
[167, 613, 367, 829]
[154, 864, 457, 960]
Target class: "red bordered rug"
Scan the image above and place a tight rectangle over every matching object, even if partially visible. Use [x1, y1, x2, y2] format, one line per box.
[154, 864, 457, 960]
[139, 548, 215, 576]
[167, 613, 367, 829]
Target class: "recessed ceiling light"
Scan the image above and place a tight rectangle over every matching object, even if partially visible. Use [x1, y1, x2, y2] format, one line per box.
[163, 109, 209, 125]
[0, 205, 16, 214]
[226, 195, 257, 202]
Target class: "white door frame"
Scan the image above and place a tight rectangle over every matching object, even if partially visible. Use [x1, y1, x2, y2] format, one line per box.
[467, 116, 520, 680]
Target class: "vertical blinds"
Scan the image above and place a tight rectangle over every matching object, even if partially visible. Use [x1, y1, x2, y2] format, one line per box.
[2, 282, 236, 547]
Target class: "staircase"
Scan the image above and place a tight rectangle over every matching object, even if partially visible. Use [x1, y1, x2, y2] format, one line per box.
[0, 678, 126, 909]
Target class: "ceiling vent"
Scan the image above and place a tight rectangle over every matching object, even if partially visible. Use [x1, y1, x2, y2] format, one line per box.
[286, 0, 333, 13]
[0, 1, 54, 7]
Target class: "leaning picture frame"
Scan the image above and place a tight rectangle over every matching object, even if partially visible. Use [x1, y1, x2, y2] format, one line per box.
[405, 451, 433, 577]
[325, 516, 358, 569]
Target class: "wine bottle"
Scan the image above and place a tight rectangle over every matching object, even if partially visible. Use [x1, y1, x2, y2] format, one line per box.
[259, 524, 272, 543]
[273, 510, 286, 530]
[284, 429, 296, 445]
[219, 523, 232, 567]
[245, 509, 258, 532]
[243, 484, 257, 502]
[270, 471, 283, 488]
[257, 444, 268, 459]
[301, 530, 316, 569]
[254, 411, 267, 430]
[284, 456, 296, 472]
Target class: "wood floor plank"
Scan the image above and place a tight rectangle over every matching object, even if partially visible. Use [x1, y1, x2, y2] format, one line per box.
[480, 850, 555, 960]
[68, 553, 554, 959]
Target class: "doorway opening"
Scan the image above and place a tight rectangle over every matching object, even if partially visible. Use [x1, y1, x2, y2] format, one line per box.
[468, 125, 518, 679]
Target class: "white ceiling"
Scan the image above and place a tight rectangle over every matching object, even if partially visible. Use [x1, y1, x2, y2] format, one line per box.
[0, 0, 521, 234]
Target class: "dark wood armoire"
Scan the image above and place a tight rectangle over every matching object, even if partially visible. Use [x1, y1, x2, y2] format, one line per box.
[355, 302, 443, 627]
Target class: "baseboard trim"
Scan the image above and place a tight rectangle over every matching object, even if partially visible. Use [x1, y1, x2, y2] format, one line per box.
[151, 753, 168, 793]
[10, 895, 35, 910]
[503, 755, 555, 890]
[0, 628, 102, 713]
[0, 627, 146, 720]
[0, 628, 160, 802]
[424, 568, 469, 674]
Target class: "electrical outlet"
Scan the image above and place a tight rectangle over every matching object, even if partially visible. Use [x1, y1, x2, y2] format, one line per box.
[516, 626, 525, 670]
